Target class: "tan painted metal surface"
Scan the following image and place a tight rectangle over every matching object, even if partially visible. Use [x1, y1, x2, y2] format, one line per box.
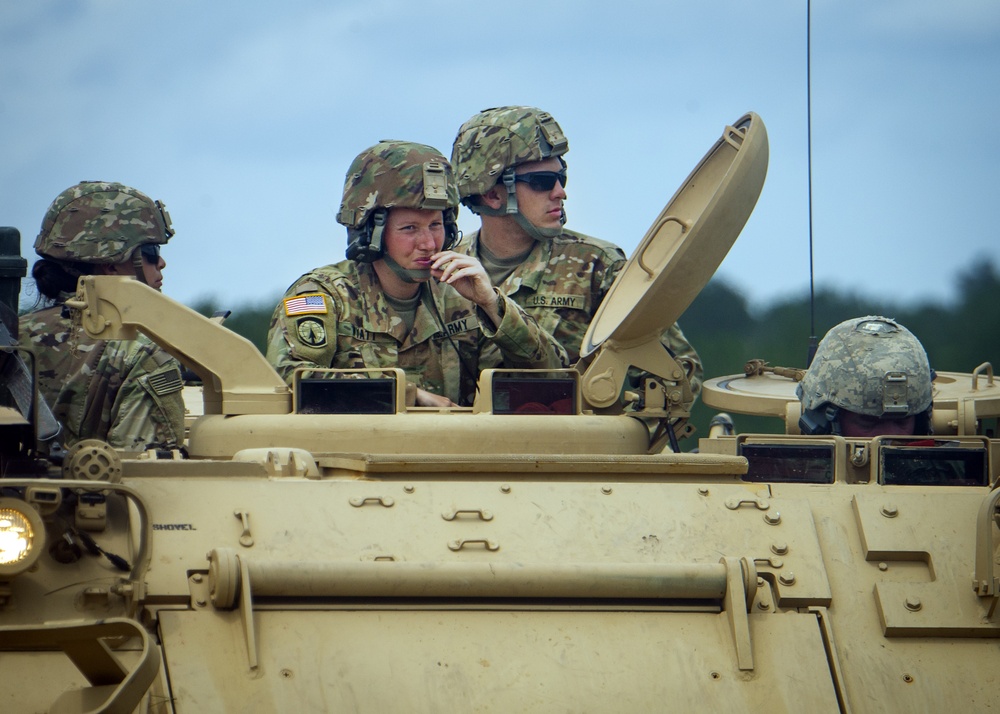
[3, 112, 999, 713]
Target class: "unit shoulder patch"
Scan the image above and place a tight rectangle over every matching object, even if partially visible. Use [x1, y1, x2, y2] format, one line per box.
[296, 317, 328, 348]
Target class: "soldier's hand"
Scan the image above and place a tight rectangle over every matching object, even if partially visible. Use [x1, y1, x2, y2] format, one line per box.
[430, 251, 494, 306]
[431, 251, 503, 328]
[415, 387, 455, 407]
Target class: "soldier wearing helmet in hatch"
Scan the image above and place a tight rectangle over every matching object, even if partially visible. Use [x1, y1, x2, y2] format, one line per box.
[19, 181, 185, 450]
[266, 140, 568, 407]
[450, 106, 703, 394]
[797, 315, 933, 438]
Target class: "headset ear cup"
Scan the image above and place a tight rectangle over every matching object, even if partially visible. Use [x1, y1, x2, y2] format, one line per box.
[345, 211, 385, 263]
[798, 406, 833, 435]
[345, 226, 371, 262]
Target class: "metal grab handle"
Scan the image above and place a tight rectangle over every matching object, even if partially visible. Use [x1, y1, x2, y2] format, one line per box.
[723, 122, 748, 150]
[448, 539, 500, 552]
[349, 496, 395, 508]
[0, 618, 161, 714]
[971, 362, 994, 391]
[973, 486, 1000, 596]
[637, 216, 689, 278]
[442, 508, 493, 521]
[725, 496, 770, 511]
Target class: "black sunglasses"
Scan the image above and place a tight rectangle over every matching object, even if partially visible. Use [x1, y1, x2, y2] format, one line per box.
[139, 244, 161, 264]
[511, 170, 567, 192]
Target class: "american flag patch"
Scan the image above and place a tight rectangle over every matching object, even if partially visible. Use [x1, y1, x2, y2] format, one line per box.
[148, 368, 183, 396]
[284, 293, 328, 316]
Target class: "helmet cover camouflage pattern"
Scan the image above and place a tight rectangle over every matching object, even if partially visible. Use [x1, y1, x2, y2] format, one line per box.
[451, 106, 569, 200]
[336, 141, 459, 230]
[797, 315, 933, 418]
[35, 181, 174, 264]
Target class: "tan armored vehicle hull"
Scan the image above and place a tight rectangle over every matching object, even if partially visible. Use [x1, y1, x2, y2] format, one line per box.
[3, 113, 999, 713]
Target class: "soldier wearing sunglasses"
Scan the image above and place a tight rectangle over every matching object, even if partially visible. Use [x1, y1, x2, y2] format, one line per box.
[266, 141, 569, 408]
[19, 181, 185, 451]
[451, 106, 703, 394]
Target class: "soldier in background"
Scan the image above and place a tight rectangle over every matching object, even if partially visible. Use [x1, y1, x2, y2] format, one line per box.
[266, 141, 568, 407]
[19, 181, 185, 450]
[450, 106, 703, 394]
[797, 315, 933, 438]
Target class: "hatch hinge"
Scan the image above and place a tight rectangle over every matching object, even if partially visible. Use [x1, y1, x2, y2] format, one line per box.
[721, 555, 756, 671]
[973, 485, 1000, 598]
[237, 551, 258, 670]
[207, 547, 259, 671]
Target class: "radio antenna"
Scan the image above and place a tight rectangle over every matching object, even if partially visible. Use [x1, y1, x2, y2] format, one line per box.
[806, 0, 819, 367]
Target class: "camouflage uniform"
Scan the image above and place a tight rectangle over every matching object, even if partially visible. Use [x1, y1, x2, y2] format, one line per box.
[451, 106, 701, 393]
[266, 260, 569, 406]
[21, 180, 185, 450]
[268, 140, 569, 406]
[458, 228, 703, 393]
[20, 299, 184, 450]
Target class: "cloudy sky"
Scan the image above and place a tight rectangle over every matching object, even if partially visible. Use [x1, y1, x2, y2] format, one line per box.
[4, 0, 998, 317]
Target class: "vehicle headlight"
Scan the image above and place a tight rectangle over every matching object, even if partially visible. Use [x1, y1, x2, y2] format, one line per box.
[0, 497, 45, 578]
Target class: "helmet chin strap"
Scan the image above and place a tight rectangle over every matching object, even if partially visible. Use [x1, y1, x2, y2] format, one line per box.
[512, 209, 564, 242]
[381, 253, 431, 284]
[130, 252, 149, 285]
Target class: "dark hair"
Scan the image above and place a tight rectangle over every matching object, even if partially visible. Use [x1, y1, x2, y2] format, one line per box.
[30, 258, 96, 304]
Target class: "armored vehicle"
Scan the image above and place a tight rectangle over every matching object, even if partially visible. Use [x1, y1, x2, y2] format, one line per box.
[2, 113, 999, 712]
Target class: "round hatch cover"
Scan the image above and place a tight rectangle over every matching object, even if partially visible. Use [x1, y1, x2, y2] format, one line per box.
[580, 112, 769, 359]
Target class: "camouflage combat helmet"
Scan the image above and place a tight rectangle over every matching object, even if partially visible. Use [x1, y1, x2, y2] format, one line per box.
[797, 315, 933, 435]
[451, 106, 568, 241]
[338, 140, 460, 264]
[35, 181, 173, 265]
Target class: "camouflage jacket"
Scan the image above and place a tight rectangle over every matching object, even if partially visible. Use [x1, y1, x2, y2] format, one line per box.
[18, 297, 185, 450]
[458, 229, 703, 395]
[265, 260, 569, 406]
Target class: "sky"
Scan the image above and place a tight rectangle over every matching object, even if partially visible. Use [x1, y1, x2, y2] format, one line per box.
[3, 0, 999, 317]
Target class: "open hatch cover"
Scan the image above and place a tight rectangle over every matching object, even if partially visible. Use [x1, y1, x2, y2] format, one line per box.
[580, 112, 769, 359]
